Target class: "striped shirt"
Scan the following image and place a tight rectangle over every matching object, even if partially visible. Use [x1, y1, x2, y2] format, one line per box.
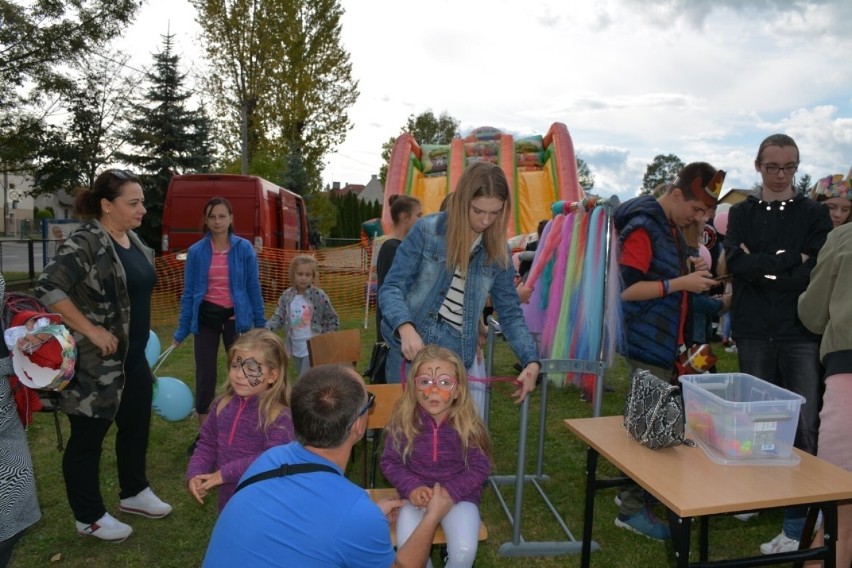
[438, 236, 481, 331]
[203, 244, 233, 308]
[438, 269, 465, 330]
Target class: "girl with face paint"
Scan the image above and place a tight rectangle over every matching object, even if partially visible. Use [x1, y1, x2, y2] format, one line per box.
[381, 346, 491, 568]
[186, 329, 294, 512]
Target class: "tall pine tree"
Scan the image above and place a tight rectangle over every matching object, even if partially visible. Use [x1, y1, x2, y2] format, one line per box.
[117, 33, 216, 251]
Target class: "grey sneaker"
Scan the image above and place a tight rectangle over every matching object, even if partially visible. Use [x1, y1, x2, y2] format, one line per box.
[759, 531, 799, 554]
[119, 487, 173, 519]
[76, 512, 133, 542]
[614, 508, 671, 541]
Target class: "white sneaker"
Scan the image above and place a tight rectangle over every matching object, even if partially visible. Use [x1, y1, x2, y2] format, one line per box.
[119, 487, 173, 519]
[733, 512, 759, 521]
[760, 531, 799, 554]
[76, 512, 133, 542]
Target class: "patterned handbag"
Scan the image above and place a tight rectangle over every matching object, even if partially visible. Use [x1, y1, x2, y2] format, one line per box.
[623, 368, 693, 450]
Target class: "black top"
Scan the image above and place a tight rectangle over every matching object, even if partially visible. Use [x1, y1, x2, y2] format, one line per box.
[375, 238, 401, 342]
[113, 240, 156, 368]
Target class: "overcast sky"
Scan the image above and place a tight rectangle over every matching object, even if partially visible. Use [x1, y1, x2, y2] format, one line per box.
[123, 0, 852, 203]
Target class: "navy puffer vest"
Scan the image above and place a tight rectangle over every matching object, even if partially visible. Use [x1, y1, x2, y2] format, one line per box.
[615, 196, 687, 370]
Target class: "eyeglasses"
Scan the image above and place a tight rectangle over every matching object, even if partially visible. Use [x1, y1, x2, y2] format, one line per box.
[414, 374, 457, 392]
[761, 163, 798, 176]
[349, 391, 376, 428]
[358, 391, 376, 417]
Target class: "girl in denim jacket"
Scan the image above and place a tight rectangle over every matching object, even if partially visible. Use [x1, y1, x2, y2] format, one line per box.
[378, 162, 540, 402]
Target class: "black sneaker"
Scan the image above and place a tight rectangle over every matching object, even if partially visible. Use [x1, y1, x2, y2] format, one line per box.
[187, 434, 200, 456]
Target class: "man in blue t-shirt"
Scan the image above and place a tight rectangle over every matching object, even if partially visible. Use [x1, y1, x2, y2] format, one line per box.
[203, 365, 452, 567]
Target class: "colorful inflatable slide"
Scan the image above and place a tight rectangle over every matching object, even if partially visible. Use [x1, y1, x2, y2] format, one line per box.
[381, 123, 585, 237]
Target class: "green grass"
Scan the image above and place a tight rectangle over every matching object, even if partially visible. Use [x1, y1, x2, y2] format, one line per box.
[12, 324, 783, 567]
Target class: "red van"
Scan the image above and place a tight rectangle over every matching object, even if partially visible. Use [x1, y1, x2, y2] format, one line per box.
[161, 174, 311, 252]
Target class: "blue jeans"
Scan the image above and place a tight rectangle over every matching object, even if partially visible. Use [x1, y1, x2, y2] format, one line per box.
[721, 312, 732, 340]
[737, 337, 821, 540]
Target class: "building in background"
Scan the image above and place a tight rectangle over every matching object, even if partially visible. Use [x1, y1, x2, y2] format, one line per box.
[718, 188, 754, 207]
[328, 174, 382, 205]
[2, 173, 73, 237]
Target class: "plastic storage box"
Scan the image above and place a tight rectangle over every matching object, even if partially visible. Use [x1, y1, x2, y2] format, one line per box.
[679, 373, 805, 466]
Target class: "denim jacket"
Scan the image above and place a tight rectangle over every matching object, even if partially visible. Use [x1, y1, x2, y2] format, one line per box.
[174, 233, 266, 343]
[379, 212, 538, 382]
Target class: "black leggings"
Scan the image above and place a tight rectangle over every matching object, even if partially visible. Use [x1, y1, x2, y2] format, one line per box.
[62, 360, 153, 523]
[194, 320, 237, 415]
[0, 528, 26, 568]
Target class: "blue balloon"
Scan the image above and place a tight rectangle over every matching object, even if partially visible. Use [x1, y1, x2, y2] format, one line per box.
[152, 376, 194, 421]
[146, 330, 161, 368]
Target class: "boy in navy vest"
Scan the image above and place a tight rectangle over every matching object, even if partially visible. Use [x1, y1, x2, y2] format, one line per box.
[613, 162, 725, 540]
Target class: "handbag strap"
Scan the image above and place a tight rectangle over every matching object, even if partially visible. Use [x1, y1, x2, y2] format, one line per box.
[235, 462, 340, 493]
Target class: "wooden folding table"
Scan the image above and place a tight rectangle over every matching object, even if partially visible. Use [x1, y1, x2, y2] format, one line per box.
[565, 415, 852, 567]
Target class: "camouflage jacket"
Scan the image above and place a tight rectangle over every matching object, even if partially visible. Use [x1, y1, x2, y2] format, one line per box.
[36, 220, 155, 419]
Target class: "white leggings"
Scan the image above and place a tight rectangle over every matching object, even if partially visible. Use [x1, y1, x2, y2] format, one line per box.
[396, 501, 480, 568]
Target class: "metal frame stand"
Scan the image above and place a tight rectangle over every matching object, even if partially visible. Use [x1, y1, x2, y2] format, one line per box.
[483, 198, 617, 558]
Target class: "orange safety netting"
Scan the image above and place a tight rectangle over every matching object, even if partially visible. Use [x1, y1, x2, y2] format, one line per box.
[152, 243, 374, 329]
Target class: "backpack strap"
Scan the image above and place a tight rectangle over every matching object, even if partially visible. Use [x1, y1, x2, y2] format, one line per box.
[235, 462, 340, 493]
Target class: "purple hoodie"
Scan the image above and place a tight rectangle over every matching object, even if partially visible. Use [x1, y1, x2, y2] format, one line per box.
[381, 406, 491, 505]
[187, 394, 294, 511]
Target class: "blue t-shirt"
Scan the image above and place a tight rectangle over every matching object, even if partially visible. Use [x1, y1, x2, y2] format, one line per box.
[203, 442, 395, 568]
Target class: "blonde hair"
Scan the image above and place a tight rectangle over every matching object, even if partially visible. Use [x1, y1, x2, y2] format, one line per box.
[216, 329, 290, 431]
[445, 162, 511, 276]
[288, 254, 319, 285]
[386, 345, 491, 464]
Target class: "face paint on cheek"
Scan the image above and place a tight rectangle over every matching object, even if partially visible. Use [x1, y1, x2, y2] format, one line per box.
[437, 390, 452, 402]
[237, 356, 265, 387]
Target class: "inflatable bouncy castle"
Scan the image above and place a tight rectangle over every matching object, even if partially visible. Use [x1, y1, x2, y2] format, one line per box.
[381, 123, 584, 238]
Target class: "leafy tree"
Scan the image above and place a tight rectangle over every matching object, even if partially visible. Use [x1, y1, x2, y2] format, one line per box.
[327, 191, 380, 239]
[577, 157, 595, 192]
[0, 0, 141, 171]
[193, 0, 358, 192]
[282, 142, 311, 196]
[31, 52, 141, 196]
[641, 154, 685, 195]
[795, 174, 812, 196]
[303, 189, 336, 239]
[379, 111, 461, 185]
[116, 33, 216, 250]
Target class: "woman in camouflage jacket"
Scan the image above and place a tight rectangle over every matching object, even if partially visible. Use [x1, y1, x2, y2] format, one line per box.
[36, 169, 171, 543]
